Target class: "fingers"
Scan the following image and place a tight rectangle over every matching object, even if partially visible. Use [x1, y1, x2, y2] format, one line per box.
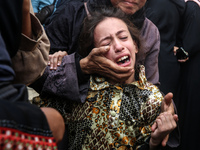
[164, 92, 173, 104]
[93, 58, 134, 82]
[178, 57, 189, 63]
[95, 46, 110, 55]
[173, 46, 179, 55]
[48, 51, 67, 70]
[81, 47, 134, 82]
[156, 112, 177, 133]
[173, 114, 179, 122]
[161, 92, 174, 114]
[151, 122, 158, 132]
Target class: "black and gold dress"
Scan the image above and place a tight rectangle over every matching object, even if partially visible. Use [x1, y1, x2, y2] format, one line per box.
[34, 65, 163, 150]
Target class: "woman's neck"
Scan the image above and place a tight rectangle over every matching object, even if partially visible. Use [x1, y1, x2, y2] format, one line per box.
[109, 71, 135, 85]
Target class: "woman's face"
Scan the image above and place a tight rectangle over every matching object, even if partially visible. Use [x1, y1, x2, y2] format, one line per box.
[94, 17, 138, 74]
[110, 0, 146, 14]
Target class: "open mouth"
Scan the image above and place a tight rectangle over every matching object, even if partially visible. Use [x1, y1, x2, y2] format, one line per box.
[116, 55, 130, 65]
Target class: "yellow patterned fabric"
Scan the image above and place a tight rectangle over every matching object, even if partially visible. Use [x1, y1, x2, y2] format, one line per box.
[65, 65, 163, 150]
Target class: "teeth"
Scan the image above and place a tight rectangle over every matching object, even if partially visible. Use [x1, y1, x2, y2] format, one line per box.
[118, 56, 128, 62]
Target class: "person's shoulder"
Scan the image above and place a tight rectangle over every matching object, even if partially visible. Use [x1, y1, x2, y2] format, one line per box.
[141, 18, 159, 36]
[143, 18, 158, 31]
[57, 0, 84, 10]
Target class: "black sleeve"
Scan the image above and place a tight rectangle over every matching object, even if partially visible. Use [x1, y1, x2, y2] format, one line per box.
[75, 52, 90, 85]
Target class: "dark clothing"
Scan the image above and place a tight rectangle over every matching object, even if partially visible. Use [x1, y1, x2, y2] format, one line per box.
[0, 0, 23, 57]
[175, 1, 200, 150]
[0, 33, 28, 103]
[45, 0, 160, 86]
[0, 34, 56, 149]
[45, 0, 86, 54]
[0, 1, 57, 148]
[145, 0, 185, 95]
[42, 0, 179, 148]
[31, 53, 89, 103]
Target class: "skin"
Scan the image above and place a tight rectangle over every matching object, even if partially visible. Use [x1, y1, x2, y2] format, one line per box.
[173, 46, 189, 63]
[22, 0, 32, 38]
[93, 18, 177, 149]
[21, 0, 65, 143]
[93, 17, 138, 84]
[110, 0, 147, 14]
[47, 1, 178, 146]
[41, 107, 65, 143]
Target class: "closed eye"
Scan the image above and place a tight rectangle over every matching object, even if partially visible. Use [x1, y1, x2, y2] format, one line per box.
[120, 36, 128, 40]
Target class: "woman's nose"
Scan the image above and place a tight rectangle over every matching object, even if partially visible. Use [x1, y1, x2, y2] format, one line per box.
[113, 39, 124, 53]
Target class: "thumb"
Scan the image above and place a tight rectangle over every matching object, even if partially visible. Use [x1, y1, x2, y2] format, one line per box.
[173, 114, 178, 122]
[99, 46, 110, 55]
[161, 92, 173, 113]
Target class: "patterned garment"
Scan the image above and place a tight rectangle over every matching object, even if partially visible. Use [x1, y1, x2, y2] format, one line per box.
[0, 123, 57, 150]
[33, 65, 163, 150]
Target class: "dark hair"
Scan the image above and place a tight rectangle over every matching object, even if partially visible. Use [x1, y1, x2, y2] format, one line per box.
[79, 7, 140, 57]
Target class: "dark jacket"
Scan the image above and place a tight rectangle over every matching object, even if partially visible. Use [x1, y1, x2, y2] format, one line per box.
[45, 0, 160, 86]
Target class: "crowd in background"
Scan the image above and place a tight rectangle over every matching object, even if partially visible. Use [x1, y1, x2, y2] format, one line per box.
[0, 0, 200, 149]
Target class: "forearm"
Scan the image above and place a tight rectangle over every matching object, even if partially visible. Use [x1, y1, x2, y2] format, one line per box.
[22, 0, 32, 38]
[39, 54, 89, 103]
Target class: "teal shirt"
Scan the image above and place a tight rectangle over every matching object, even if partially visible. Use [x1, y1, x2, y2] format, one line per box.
[31, 0, 57, 13]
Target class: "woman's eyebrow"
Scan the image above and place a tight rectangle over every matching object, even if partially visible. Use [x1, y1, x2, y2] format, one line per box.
[116, 30, 127, 36]
[99, 30, 127, 44]
[99, 36, 111, 44]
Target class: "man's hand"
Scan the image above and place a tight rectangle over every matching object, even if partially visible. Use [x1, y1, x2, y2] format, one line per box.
[48, 51, 68, 70]
[80, 46, 134, 83]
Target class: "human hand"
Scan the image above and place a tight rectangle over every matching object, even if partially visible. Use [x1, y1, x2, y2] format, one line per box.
[48, 51, 68, 70]
[157, 92, 178, 147]
[150, 112, 177, 149]
[174, 46, 189, 63]
[79, 46, 134, 83]
[161, 92, 175, 115]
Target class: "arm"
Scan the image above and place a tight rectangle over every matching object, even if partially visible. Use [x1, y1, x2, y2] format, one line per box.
[31, 53, 89, 103]
[21, 0, 32, 38]
[47, 46, 134, 82]
[41, 107, 65, 143]
[11, 0, 50, 85]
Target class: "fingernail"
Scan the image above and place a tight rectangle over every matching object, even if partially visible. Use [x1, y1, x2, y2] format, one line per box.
[54, 67, 57, 70]
[105, 46, 109, 51]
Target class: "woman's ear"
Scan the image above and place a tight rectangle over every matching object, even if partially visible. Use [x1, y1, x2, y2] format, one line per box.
[135, 48, 138, 53]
